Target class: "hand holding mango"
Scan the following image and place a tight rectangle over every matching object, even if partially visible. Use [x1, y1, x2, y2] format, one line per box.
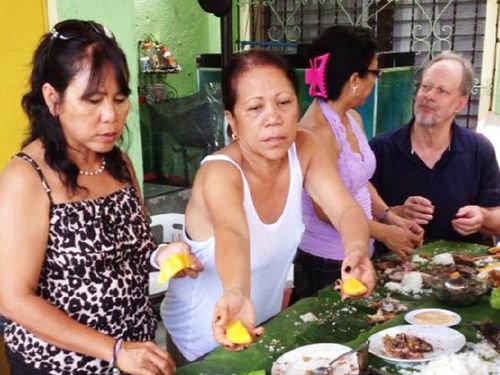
[342, 278, 368, 296]
[339, 248, 377, 298]
[158, 252, 193, 283]
[155, 242, 203, 282]
[335, 277, 368, 297]
[225, 319, 252, 344]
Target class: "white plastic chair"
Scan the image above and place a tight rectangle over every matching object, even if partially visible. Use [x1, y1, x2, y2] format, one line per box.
[148, 213, 185, 298]
[150, 213, 185, 243]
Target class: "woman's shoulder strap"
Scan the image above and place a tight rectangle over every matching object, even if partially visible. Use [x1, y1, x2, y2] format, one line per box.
[14, 152, 54, 204]
[201, 154, 243, 173]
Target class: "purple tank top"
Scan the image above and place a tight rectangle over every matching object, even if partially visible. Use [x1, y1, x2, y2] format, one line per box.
[299, 100, 375, 260]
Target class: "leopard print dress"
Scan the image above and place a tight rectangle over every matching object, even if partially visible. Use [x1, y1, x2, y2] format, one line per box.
[4, 153, 157, 374]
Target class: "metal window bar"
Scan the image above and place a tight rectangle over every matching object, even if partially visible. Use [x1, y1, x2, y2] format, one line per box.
[240, 0, 487, 129]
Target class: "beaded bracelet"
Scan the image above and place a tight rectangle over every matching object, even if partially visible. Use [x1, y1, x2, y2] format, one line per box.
[109, 338, 123, 369]
[379, 207, 391, 222]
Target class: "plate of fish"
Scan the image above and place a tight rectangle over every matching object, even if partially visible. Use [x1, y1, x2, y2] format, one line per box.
[368, 325, 466, 363]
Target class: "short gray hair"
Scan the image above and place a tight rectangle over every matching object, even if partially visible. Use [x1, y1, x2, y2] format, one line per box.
[422, 51, 474, 96]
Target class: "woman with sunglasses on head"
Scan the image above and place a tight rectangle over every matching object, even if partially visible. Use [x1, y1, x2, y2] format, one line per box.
[290, 25, 424, 304]
[0, 20, 179, 374]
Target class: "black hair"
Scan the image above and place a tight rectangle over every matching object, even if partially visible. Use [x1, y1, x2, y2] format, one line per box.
[222, 49, 298, 113]
[21, 19, 132, 193]
[309, 25, 378, 101]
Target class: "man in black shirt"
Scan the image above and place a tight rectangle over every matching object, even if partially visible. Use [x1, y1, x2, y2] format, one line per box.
[370, 51, 500, 244]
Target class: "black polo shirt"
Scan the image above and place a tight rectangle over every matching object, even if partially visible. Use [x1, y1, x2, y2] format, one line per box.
[370, 120, 500, 244]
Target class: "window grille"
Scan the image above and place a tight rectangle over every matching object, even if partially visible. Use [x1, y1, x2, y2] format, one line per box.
[240, 0, 487, 129]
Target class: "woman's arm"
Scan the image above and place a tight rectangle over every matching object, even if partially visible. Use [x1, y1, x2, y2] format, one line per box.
[191, 161, 262, 349]
[297, 129, 376, 296]
[0, 159, 174, 375]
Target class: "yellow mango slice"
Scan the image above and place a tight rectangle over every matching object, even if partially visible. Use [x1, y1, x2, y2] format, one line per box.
[158, 253, 193, 283]
[225, 319, 252, 344]
[341, 278, 368, 296]
[478, 262, 500, 273]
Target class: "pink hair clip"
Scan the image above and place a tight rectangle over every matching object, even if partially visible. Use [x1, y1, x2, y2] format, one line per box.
[305, 52, 330, 99]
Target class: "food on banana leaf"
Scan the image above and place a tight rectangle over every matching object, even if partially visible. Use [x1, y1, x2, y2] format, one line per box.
[473, 321, 500, 353]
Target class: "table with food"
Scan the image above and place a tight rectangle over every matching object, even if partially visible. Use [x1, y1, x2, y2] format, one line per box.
[177, 241, 500, 375]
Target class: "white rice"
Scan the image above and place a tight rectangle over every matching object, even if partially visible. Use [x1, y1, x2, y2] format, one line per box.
[299, 312, 318, 323]
[398, 341, 500, 375]
[411, 254, 429, 264]
[384, 272, 423, 294]
[431, 253, 455, 265]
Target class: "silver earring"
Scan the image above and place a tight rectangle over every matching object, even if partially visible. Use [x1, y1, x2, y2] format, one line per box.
[231, 133, 239, 141]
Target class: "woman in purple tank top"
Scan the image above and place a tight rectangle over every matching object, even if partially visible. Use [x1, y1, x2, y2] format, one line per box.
[291, 26, 424, 303]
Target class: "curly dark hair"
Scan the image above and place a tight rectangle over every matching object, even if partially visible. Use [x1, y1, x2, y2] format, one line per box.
[309, 25, 379, 101]
[22, 19, 132, 193]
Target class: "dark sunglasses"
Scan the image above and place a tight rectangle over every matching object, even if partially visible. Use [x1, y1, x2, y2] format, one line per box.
[50, 20, 114, 42]
[46, 20, 114, 77]
[365, 68, 384, 78]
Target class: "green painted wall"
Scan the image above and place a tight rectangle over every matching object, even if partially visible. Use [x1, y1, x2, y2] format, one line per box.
[135, 0, 221, 97]
[56, 0, 144, 185]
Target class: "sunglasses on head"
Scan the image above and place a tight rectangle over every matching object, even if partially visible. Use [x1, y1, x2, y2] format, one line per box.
[46, 20, 114, 78]
[50, 20, 114, 42]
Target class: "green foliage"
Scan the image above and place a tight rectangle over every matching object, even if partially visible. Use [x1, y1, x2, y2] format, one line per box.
[491, 288, 500, 310]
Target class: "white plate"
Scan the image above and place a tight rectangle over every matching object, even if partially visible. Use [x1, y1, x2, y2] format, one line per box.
[271, 343, 356, 375]
[368, 325, 466, 363]
[405, 308, 461, 326]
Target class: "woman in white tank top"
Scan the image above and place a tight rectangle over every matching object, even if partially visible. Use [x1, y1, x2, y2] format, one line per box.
[153, 49, 377, 363]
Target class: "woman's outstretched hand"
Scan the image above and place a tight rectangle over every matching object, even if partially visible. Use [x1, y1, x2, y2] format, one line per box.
[212, 289, 265, 351]
[339, 248, 377, 299]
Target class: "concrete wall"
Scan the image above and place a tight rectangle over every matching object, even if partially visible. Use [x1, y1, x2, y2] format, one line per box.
[0, 1, 48, 170]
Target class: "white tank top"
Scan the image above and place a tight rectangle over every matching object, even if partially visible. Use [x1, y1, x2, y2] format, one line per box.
[161, 144, 305, 361]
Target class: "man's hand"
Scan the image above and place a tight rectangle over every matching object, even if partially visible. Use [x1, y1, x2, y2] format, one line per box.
[452, 205, 484, 236]
[396, 196, 434, 225]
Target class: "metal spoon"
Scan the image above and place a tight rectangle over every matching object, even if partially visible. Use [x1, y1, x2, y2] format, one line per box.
[311, 341, 369, 375]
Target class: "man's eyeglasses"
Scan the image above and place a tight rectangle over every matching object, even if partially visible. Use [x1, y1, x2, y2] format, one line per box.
[365, 69, 384, 78]
[46, 20, 114, 78]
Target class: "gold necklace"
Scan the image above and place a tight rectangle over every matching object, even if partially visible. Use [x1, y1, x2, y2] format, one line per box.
[79, 157, 106, 176]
